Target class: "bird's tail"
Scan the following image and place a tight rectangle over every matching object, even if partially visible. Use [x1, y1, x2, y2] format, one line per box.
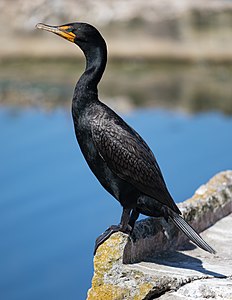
[169, 213, 216, 254]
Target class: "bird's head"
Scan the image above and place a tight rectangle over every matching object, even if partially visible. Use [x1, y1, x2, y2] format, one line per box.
[36, 22, 105, 51]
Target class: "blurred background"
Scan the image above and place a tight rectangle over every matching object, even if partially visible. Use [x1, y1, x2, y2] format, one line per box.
[0, 0, 232, 299]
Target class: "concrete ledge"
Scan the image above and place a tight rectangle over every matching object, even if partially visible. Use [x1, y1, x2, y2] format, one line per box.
[87, 171, 232, 300]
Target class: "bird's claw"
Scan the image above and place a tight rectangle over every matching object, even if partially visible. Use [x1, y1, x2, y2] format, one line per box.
[94, 224, 132, 255]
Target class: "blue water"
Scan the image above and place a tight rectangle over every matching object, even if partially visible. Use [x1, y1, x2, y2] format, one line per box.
[0, 107, 232, 300]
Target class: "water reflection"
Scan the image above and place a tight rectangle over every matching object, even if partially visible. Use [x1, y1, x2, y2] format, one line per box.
[0, 60, 232, 114]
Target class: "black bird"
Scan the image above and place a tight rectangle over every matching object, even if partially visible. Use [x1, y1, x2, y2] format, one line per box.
[36, 22, 215, 255]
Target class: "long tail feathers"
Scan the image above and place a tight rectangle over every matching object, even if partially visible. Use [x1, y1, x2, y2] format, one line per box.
[169, 214, 216, 254]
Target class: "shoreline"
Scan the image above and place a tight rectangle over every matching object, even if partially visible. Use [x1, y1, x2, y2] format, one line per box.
[1, 36, 232, 64]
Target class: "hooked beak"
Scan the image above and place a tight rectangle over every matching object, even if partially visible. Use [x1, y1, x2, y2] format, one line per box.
[36, 23, 76, 43]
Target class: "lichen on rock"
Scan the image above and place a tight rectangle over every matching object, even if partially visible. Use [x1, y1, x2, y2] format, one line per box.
[87, 232, 154, 300]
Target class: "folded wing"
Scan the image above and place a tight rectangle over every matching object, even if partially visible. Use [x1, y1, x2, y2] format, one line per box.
[92, 114, 181, 214]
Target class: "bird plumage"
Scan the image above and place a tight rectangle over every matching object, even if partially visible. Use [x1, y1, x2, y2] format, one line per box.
[36, 21, 216, 255]
[91, 103, 181, 214]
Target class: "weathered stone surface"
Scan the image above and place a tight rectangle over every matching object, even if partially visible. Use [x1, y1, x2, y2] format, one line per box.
[132, 213, 232, 299]
[87, 171, 232, 300]
[161, 277, 232, 299]
[87, 233, 154, 300]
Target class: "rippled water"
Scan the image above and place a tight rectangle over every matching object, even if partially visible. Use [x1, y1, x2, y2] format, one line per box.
[0, 107, 232, 299]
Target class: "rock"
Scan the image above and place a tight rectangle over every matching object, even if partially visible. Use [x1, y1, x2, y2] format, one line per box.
[161, 278, 232, 299]
[87, 171, 232, 299]
[87, 233, 154, 300]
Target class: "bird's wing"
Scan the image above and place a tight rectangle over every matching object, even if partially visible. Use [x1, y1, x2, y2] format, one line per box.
[91, 113, 179, 212]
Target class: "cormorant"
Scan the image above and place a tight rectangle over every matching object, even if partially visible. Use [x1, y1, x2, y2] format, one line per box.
[36, 22, 215, 255]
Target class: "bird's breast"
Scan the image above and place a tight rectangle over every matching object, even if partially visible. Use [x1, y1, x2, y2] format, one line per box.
[72, 117, 119, 198]
[71, 105, 139, 206]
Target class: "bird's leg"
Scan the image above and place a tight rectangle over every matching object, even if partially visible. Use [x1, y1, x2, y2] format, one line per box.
[128, 209, 140, 232]
[94, 208, 132, 254]
[119, 207, 132, 232]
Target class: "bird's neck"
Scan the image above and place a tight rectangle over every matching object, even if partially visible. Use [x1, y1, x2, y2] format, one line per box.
[73, 45, 107, 104]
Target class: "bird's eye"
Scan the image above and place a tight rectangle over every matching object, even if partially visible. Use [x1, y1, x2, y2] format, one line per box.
[60, 25, 74, 33]
[66, 27, 73, 32]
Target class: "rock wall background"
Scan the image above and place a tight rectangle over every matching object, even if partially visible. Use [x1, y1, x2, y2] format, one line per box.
[1, 0, 232, 59]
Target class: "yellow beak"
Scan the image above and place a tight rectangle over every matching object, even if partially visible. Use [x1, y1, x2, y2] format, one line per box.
[36, 23, 76, 43]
